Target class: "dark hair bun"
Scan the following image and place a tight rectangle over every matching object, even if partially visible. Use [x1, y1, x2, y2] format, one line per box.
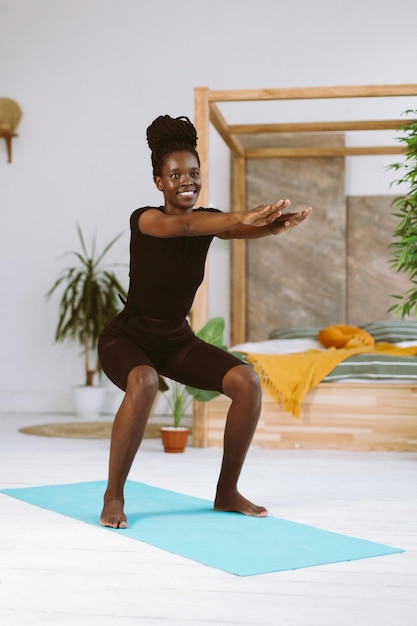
[146, 115, 197, 153]
[146, 115, 199, 177]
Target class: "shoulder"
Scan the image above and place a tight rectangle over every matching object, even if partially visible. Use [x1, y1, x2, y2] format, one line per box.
[131, 206, 162, 220]
[131, 207, 163, 230]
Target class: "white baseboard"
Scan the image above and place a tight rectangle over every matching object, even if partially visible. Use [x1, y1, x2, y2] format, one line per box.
[0, 387, 173, 417]
[0, 388, 120, 415]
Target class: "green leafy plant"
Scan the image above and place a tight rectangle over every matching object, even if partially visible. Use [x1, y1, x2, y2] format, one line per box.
[166, 381, 193, 428]
[46, 224, 127, 386]
[388, 110, 417, 319]
[164, 317, 243, 427]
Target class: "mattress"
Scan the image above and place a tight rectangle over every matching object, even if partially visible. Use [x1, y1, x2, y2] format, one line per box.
[231, 320, 417, 383]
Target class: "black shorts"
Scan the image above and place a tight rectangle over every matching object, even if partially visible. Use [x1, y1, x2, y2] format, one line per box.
[98, 308, 245, 393]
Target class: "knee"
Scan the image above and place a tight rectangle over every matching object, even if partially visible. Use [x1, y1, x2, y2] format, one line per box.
[126, 365, 159, 401]
[222, 364, 261, 401]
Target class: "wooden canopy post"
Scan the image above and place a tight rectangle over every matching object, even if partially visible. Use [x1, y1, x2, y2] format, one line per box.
[192, 86, 210, 332]
[192, 87, 210, 447]
[231, 155, 247, 346]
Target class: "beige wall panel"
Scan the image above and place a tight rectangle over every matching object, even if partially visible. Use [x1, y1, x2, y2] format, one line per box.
[347, 195, 410, 325]
[241, 133, 346, 341]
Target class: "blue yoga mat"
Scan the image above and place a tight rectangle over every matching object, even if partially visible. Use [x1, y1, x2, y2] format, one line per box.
[0, 480, 403, 576]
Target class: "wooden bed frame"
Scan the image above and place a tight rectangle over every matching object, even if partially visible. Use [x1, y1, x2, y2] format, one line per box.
[191, 84, 417, 451]
[203, 383, 417, 452]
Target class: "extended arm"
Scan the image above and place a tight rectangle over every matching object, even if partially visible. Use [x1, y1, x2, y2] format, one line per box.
[216, 205, 312, 240]
[138, 200, 289, 238]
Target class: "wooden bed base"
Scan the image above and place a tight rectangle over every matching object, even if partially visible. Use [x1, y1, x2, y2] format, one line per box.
[200, 383, 417, 452]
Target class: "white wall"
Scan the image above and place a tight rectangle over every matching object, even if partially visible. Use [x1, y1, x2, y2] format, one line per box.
[1, 0, 416, 414]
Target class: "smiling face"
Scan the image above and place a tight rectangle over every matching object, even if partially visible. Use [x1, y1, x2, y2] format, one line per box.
[154, 150, 202, 213]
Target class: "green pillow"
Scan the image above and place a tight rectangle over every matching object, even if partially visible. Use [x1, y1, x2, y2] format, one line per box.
[324, 353, 417, 381]
[269, 321, 417, 344]
[362, 321, 417, 343]
[269, 326, 320, 340]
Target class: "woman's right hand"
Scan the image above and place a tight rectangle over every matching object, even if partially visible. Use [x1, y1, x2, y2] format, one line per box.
[240, 199, 291, 227]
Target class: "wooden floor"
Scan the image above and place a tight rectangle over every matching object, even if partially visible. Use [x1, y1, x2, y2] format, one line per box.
[1, 413, 417, 626]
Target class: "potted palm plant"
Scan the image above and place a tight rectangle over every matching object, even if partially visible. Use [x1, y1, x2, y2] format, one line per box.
[46, 224, 127, 417]
[160, 317, 243, 452]
[388, 109, 417, 319]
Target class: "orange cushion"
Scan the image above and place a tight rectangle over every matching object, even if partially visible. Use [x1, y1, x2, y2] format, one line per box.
[318, 324, 375, 349]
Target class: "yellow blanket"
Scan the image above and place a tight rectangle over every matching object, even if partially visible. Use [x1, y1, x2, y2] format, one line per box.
[246, 343, 417, 418]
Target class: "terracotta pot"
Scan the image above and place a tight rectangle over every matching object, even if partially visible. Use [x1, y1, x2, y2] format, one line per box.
[160, 426, 190, 453]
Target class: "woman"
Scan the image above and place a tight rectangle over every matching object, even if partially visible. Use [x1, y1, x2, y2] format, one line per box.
[98, 115, 312, 528]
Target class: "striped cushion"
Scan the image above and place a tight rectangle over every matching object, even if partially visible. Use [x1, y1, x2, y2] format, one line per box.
[323, 353, 417, 381]
[269, 321, 417, 344]
[362, 321, 417, 343]
[269, 326, 320, 340]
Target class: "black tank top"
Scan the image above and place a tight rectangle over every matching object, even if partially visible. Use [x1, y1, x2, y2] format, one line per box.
[126, 206, 221, 320]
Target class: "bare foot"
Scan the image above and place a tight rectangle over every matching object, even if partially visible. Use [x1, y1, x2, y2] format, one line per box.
[100, 496, 128, 529]
[214, 491, 268, 517]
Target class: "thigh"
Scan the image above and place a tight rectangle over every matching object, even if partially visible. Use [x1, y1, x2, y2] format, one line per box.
[160, 338, 246, 393]
[98, 320, 154, 392]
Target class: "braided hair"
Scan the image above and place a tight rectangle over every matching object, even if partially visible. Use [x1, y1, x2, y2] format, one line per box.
[146, 115, 200, 178]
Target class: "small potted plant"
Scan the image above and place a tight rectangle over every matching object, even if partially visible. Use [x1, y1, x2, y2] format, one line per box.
[160, 380, 193, 453]
[388, 109, 417, 319]
[46, 224, 127, 418]
[160, 317, 243, 452]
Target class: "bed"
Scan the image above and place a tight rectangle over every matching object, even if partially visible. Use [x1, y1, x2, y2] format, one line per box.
[202, 321, 417, 451]
[190, 84, 417, 450]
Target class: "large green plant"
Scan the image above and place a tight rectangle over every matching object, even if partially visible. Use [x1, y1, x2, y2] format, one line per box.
[388, 110, 417, 319]
[46, 224, 127, 386]
[164, 317, 243, 427]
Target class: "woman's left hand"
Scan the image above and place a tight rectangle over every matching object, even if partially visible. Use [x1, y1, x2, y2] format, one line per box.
[269, 207, 312, 235]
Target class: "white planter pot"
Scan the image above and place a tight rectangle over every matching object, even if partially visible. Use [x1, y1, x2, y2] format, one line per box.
[72, 386, 106, 420]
